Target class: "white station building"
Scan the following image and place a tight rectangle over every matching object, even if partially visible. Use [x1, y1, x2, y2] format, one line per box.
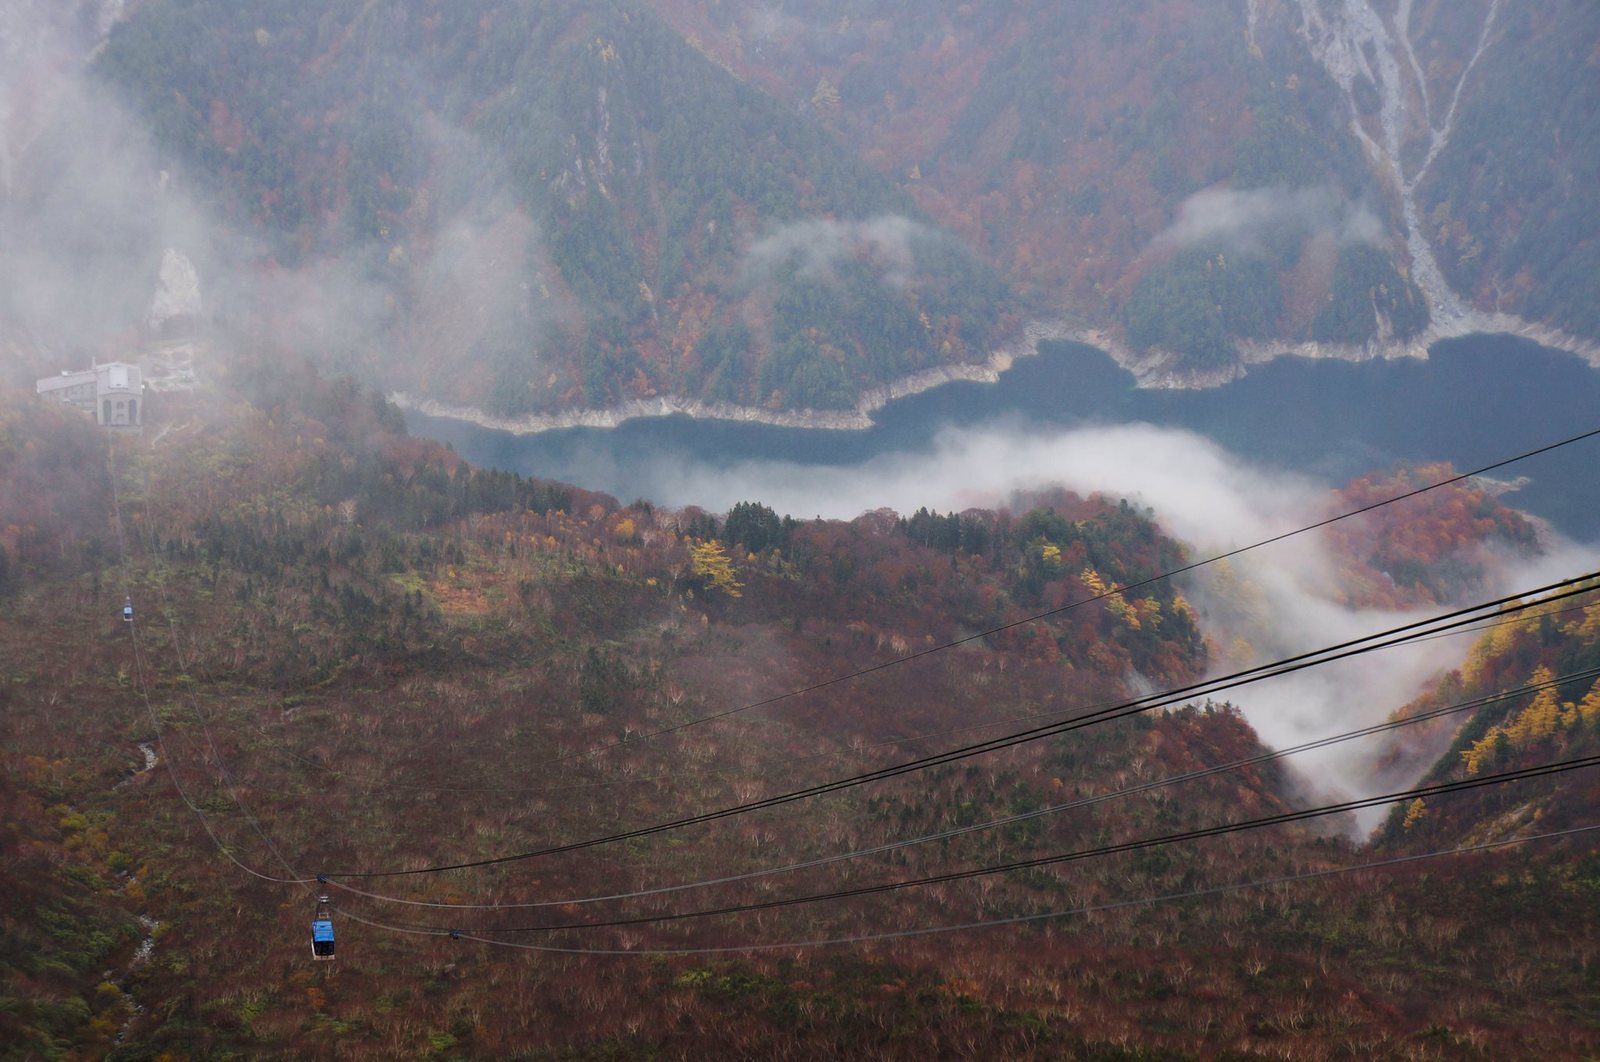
[36, 362, 145, 429]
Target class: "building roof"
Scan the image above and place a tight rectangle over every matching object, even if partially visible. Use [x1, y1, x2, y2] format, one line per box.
[35, 362, 143, 397]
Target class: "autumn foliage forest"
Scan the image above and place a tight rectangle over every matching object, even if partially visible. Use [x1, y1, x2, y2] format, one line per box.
[2, 351, 1598, 1060]
[88, 0, 1010, 416]
[6, 1, 1600, 1056]
[41, 0, 1592, 430]
[652, 0, 1596, 351]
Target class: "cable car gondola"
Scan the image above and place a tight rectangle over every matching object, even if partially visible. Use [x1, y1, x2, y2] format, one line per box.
[122, 597, 134, 622]
[311, 894, 335, 961]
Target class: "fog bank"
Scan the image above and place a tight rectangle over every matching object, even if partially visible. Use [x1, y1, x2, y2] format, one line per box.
[638, 419, 1597, 823]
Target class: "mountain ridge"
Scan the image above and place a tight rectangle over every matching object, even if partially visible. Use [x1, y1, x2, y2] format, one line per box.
[6, 0, 1596, 419]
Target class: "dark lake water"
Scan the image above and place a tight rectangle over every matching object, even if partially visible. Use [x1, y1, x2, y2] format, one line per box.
[407, 333, 1600, 539]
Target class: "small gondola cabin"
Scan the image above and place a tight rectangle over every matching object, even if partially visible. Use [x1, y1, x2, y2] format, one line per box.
[311, 895, 335, 961]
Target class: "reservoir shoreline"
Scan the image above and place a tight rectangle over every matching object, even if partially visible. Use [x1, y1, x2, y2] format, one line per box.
[391, 317, 1600, 437]
[404, 332, 1600, 540]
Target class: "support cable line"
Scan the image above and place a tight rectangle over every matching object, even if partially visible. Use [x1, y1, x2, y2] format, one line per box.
[100, 429, 1600, 970]
[324, 571, 1600, 878]
[326, 664, 1600, 910]
[344, 823, 1600, 956]
[113, 421, 1600, 811]
[468, 753, 1600, 934]
[129, 621, 307, 882]
[124, 622, 315, 885]
[114, 451, 343, 962]
[525, 424, 1600, 768]
[107, 441, 314, 885]
[129, 462, 312, 886]
[106, 422, 1600, 953]
[250, 598, 1600, 801]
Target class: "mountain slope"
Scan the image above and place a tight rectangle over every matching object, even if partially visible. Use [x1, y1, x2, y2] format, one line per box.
[79, 0, 1008, 416]
[648, 0, 1430, 365]
[9, 1, 1597, 409]
[1376, 583, 1600, 851]
[2, 362, 1598, 1057]
[1413, 1, 1600, 339]
[652, 0, 1600, 370]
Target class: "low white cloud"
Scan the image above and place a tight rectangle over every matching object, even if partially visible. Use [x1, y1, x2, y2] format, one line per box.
[1155, 185, 1384, 255]
[1, 74, 217, 368]
[744, 5, 807, 47]
[621, 420, 1598, 829]
[747, 214, 933, 290]
[0, 31, 562, 398]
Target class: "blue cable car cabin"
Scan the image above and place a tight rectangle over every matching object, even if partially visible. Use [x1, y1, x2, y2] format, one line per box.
[311, 895, 335, 961]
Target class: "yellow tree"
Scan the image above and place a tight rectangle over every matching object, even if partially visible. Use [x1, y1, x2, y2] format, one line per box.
[1081, 566, 1139, 628]
[1506, 665, 1562, 743]
[1577, 678, 1600, 727]
[689, 540, 743, 598]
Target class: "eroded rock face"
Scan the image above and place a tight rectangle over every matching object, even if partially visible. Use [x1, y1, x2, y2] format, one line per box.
[147, 247, 203, 331]
[1288, 0, 1496, 328]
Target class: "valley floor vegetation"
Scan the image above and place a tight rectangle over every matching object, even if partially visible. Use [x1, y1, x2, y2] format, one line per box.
[2, 358, 1597, 1060]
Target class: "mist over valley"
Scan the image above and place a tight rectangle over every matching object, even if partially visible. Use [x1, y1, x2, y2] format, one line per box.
[3, 1, 1600, 1058]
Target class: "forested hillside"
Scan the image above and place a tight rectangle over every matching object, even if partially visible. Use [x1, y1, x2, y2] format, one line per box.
[647, 0, 1433, 367]
[1414, 1, 1600, 339]
[649, 0, 1598, 365]
[3, 360, 1597, 1058]
[7, 0, 1593, 415]
[1375, 588, 1600, 851]
[78, 0, 1007, 415]
[5, 4, 1600, 1056]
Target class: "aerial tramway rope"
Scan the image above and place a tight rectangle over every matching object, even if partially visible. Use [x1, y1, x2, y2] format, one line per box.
[251, 597, 1600, 800]
[101, 419, 1600, 954]
[347, 822, 1600, 956]
[323, 662, 1600, 910]
[107, 440, 311, 886]
[323, 572, 1600, 878]
[438, 752, 1600, 934]
[525, 424, 1600, 767]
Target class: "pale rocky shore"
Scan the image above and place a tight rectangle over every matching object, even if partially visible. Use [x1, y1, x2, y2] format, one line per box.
[390, 313, 1600, 437]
